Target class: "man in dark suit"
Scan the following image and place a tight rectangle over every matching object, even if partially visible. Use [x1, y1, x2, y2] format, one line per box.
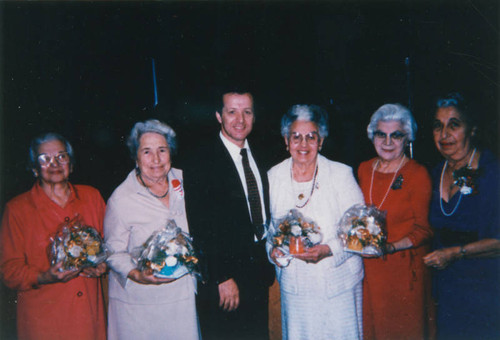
[183, 89, 275, 340]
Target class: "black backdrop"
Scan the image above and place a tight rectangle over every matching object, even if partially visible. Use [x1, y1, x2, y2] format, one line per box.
[0, 1, 498, 338]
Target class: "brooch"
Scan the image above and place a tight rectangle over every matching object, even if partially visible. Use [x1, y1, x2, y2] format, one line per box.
[391, 174, 403, 190]
[453, 167, 480, 195]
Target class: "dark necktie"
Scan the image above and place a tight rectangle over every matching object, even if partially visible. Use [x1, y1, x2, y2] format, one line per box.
[240, 148, 264, 240]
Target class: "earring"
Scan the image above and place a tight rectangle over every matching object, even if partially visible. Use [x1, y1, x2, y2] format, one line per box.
[286, 145, 289, 151]
[32, 169, 38, 178]
[409, 142, 413, 159]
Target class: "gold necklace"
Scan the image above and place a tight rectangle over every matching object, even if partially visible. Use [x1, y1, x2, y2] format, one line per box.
[291, 163, 318, 209]
[369, 155, 406, 209]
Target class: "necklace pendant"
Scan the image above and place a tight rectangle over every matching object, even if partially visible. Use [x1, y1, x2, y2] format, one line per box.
[291, 163, 319, 209]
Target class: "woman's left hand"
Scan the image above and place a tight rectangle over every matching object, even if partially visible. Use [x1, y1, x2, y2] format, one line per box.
[423, 247, 459, 270]
[81, 262, 108, 278]
[293, 244, 332, 264]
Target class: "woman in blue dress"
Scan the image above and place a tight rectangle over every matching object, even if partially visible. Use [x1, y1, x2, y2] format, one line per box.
[423, 92, 500, 339]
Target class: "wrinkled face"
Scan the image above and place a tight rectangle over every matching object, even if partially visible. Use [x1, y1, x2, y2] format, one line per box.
[37, 139, 72, 185]
[433, 107, 473, 161]
[372, 120, 407, 163]
[216, 93, 254, 148]
[136, 132, 171, 181]
[285, 120, 323, 166]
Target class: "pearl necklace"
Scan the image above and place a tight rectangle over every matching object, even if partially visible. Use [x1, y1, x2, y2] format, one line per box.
[439, 148, 476, 217]
[291, 163, 318, 209]
[138, 173, 169, 199]
[369, 155, 406, 209]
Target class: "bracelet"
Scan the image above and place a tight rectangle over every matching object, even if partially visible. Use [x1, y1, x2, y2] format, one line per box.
[386, 243, 396, 255]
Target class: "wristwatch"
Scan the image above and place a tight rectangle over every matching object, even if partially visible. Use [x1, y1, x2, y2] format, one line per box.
[459, 246, 467, 259]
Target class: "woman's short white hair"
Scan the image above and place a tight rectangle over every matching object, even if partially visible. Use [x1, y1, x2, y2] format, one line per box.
[127, 119, 177, 160]
[366, 103, 417, 141]
[280, 104, 329, 138]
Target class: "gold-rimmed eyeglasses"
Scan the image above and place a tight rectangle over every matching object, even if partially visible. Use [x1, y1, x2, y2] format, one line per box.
[37, 152, 70, 167]
[289, 131, 320, 145]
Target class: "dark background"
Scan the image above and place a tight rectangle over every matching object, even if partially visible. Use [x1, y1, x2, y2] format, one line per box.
[0, 1, 498, 338]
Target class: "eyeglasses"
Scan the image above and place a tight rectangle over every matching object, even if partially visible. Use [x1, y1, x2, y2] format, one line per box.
[290, 132, 320, 145]
[373, 130, 407, 142]
[37, 152, 70, 167]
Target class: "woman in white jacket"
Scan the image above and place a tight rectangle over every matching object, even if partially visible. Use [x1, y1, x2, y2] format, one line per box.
[104, 120, 199, 340]
[268, 104, 364, 340]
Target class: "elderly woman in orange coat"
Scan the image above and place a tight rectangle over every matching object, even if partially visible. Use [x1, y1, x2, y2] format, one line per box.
[0, 133, 106, 340]
[358, 104, 434, 340]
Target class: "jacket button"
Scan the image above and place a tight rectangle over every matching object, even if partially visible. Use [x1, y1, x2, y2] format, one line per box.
[77, 291, 83, 297]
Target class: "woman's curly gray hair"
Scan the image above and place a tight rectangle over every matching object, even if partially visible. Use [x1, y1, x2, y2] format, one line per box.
[366, 103, 417, 142]
[127, 119, 177, 160]
[280, 104, 329, 138]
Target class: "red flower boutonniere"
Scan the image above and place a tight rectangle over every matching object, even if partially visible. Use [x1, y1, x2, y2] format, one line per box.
[172, 179, 184, 197]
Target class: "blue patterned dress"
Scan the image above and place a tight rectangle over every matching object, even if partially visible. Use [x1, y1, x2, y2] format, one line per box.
[429, 150, 500, 340]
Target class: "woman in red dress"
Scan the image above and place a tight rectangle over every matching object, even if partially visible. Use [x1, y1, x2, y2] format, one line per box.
[358, 104, 435, 340]
[0, 133, 107, 340]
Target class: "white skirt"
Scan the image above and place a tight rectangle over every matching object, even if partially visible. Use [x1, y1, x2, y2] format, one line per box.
[108, 295, 200, 340]
[281, 279, 363, 340]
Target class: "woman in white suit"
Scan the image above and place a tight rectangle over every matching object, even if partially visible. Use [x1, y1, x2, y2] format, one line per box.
[268, 105, 365, 340]
[104, 119, 199, 340]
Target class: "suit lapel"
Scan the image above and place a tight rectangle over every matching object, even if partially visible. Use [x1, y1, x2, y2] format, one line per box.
[214, 137, 248, 200]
